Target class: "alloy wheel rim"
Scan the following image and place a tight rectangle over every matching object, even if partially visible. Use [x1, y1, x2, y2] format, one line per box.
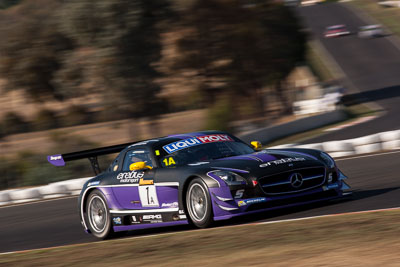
[188, 184, 207, 222]
[88, 196, 107, 233]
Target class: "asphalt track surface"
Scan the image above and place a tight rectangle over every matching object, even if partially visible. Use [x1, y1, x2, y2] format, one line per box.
[1, 150, 400, 253]
[298, 2, 400, 143]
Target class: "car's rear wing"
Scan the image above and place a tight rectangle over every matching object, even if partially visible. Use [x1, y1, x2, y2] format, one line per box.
[47, 141, 135, 175]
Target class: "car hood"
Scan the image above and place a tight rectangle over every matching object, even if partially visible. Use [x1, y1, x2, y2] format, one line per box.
[193, 149, 324, 177]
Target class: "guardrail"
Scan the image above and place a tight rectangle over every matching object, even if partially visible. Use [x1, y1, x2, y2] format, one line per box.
[0, 178, 91, 206]
[269, 129, 400, 158]
[0, 129, 399, 207]
[240, 109, 347, 145]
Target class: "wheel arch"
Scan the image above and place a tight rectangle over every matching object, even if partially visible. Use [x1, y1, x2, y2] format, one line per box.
[81, 187, 116, 239]
[180, 175, 216, 220]
[181, 175, 200, 216]
[80, 187, 110, 230]
[81, 187, 98, 215]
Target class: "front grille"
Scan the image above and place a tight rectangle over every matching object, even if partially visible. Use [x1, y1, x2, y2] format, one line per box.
[259, 167, 326, 195]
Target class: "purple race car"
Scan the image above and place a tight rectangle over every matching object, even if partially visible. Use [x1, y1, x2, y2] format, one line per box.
[48, 131, 351, 239]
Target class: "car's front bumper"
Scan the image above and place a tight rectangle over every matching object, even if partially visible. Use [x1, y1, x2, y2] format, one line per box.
[210, 172, 350, 221]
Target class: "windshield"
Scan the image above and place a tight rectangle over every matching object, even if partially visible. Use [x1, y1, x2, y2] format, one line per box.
[157, 141, 254, 168]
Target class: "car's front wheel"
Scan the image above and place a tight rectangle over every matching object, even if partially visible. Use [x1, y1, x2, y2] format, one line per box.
[85, 189, 114, 239]
[186, 178, 213, 228]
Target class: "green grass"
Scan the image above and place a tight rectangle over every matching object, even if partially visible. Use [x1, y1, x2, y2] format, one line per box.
[307, 42, 335, 82]
[1, 208, 400, 266]
[349, 0, 400, 37]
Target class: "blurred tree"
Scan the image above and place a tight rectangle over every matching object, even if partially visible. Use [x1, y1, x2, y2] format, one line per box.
[174, 0, 306, 117]
[205, 95, 234, 132]
[0, 0, 74, 101]
[2, 111, 31, 134]
[0, 0, 20, 9]
[61, 105, 92, 127]
[33, 109, 59, 131]
[59, 0, 174, 123]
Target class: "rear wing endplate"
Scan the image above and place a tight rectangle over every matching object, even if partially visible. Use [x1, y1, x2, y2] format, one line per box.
[47, 141, 135, 175]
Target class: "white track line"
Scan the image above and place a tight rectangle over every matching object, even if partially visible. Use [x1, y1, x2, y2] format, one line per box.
[1, 206, 399, 256]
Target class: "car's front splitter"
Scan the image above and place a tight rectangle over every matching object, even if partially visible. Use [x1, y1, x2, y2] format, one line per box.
[213, 192, 342, 221]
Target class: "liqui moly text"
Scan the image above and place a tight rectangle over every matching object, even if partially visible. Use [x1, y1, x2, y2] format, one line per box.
[163, 134, 233, 154]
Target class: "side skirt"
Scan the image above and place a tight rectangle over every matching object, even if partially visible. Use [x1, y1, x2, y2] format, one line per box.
[113, 220, 189, 232]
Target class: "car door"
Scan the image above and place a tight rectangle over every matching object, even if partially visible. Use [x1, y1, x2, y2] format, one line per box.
[112, 147, 158, 210]
[112, 147, 181, 213]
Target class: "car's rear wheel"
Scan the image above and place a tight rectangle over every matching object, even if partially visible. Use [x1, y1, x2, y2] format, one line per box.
[85, 189, 114, 239]
[186, 178, 213, 228]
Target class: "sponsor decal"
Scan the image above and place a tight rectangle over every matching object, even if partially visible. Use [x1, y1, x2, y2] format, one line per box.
[179, 209, 185, 214]
[87, 181, 100, 187]
[49, 155, 62, 161]
[139, 178, 154, 185]
[113, 217, 122, 225]
[117, 171, 144, 183]
[141, 214, 163, 223]
[131, 216, 140, 224]
[155, 150, 160, 156]
[238, 197, 267, 207]
[259, 157, 306, 168]
[163, 134, 233, 154]
[325, 183, 339, 190]
[143, 214, 162, 220]
[163, 138, 201, 153]
[161, 202, 179, 208]
[197, 134, 233, 143]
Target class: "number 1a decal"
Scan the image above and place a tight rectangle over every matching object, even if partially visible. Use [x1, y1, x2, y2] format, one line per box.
[163, 157, 176, 166]
[139, 185, 159, 207]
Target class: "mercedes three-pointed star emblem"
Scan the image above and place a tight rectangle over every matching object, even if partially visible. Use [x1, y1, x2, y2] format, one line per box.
[289, 173, 303, 188]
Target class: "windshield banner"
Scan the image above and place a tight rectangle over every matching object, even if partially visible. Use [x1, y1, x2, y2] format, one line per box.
[163, 134, 233, 154]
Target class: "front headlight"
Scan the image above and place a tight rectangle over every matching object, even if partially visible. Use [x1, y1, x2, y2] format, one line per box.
[320, 152, 335, 168]
[211, 171, 247, 186]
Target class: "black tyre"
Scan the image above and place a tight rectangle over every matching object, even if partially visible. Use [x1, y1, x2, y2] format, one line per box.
[186, 178, 213, 228]
[85, 189, 114, 239]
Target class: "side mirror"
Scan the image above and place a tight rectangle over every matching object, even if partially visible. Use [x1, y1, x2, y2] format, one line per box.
[129, 162, 152, 171]
[251, 141, 262, 150]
